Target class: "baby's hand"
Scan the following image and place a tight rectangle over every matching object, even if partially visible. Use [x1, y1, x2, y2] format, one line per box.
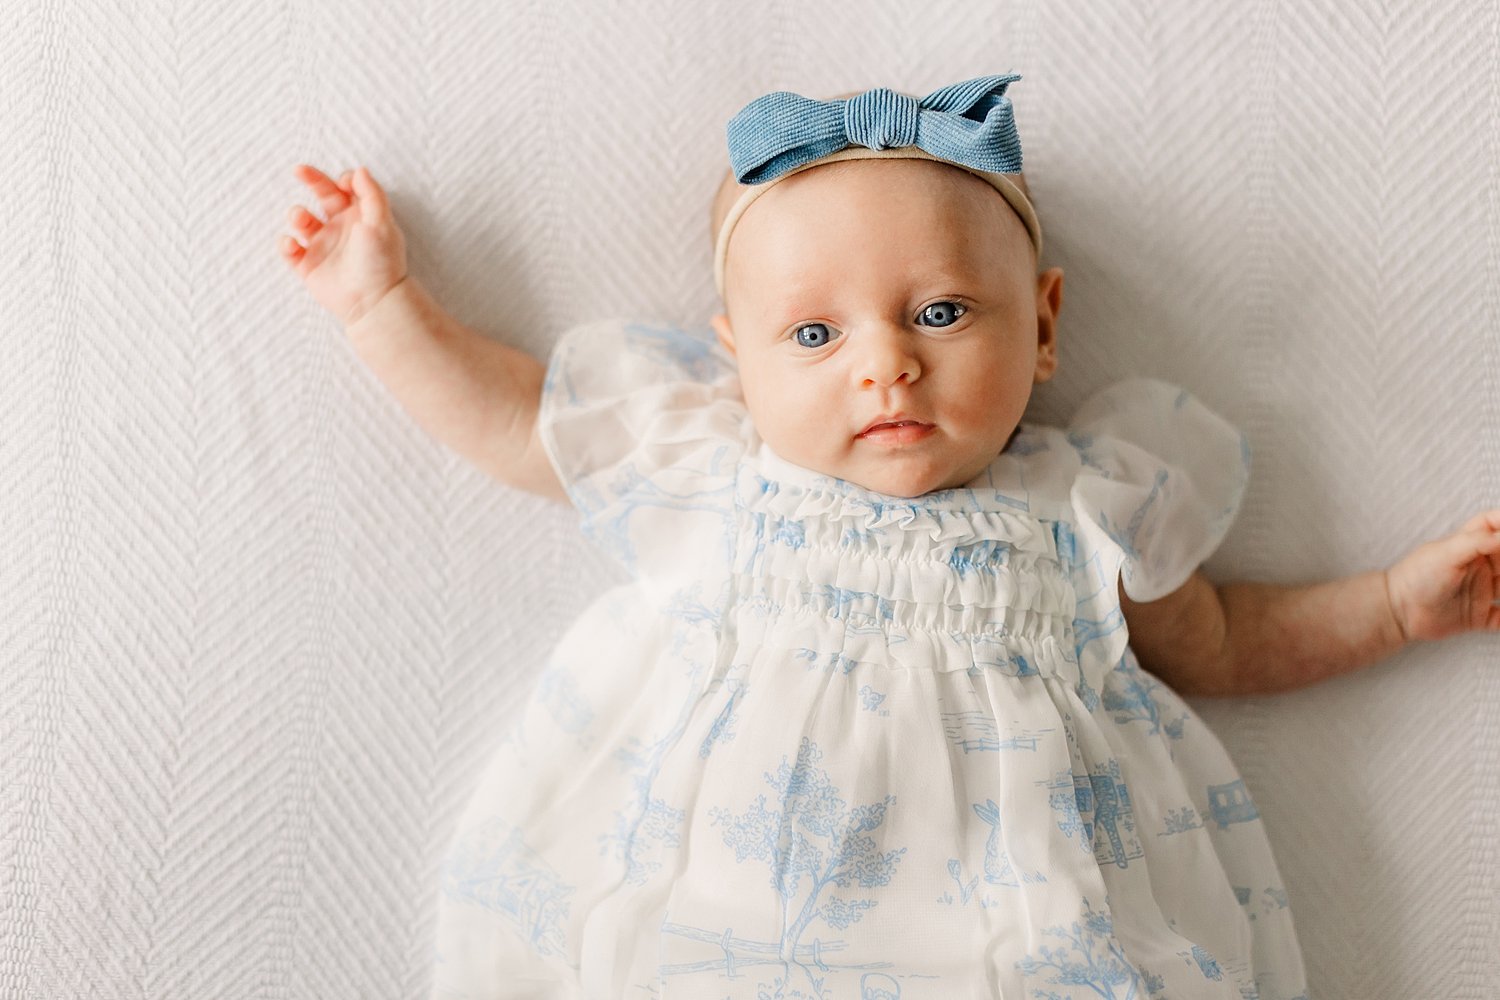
[278, 164, 408, 326]
[1386, 509, 1500, 643]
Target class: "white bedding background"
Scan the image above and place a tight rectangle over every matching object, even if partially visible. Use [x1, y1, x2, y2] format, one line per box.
[4, 1, 1498, 997]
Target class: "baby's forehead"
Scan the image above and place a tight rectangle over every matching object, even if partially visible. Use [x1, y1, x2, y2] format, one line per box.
[709, 158, 1034, 263]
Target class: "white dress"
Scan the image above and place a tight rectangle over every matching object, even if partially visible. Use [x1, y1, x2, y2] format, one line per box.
[429, 318, 1309, 1000]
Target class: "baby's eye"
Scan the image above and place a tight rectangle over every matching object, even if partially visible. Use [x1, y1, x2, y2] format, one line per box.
[793, 323, 839, 349]
[918, 301, 966, 327]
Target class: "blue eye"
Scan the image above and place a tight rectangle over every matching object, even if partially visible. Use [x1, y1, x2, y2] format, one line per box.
[919, 301, 965, 327]
[793, 323, 837, 349]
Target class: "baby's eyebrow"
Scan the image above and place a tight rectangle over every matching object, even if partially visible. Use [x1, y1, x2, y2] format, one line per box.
[763, 283, 827, 320]
[762, 301, 819, 331]
[924, 256, 987, 283]
[927, 269, 983, 289]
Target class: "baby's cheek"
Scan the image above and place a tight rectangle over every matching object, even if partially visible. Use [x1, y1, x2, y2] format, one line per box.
[946, 374, 1028, 438]
[740, 368, 802, 444]
[735, 362, 773, 420]
[946, 390, 1008, 426]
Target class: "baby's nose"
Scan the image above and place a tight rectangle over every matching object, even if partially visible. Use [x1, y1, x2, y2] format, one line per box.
[856, 326, 922, 388]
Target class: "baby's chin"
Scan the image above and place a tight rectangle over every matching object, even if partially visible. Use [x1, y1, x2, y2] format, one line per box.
[763, 429, 1003, 497]
[836, 458, 976, 498]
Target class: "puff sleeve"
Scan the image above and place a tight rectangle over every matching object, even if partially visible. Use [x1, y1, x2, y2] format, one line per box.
[1066, 377, 1251, 604]
[536, 318, 752, 583]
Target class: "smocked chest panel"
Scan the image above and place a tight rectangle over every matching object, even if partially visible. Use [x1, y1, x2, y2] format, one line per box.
[724, 444, 1091, 688]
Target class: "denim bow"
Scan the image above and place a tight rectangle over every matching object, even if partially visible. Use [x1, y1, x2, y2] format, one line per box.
[726, 74, 1024, 185]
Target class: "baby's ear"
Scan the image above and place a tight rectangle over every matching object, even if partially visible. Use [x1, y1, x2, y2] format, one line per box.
[711, 313, 737, 356]
[1033, 267, 1064, 383]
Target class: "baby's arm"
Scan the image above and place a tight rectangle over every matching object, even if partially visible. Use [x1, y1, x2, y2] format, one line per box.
[346, 277, 566, 501]
[1120, 509, 1500, 696]
[279, 164, 566, 503]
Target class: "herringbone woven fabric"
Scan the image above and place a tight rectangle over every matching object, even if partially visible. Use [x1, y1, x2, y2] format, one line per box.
[2, 1, 1497, 998]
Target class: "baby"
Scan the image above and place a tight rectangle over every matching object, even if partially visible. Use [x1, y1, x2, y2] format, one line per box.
[281, 75, 1500, 1000]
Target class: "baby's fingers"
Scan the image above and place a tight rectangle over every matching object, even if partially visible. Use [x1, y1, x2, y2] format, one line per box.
[1427, 526, 1500, 572]
[1459, 508, 1500, 534]
[294, 163, 353, 218]
[287, 204, 322, 240]
[277, 232, 306, 266]
[349, 166, 390, 226]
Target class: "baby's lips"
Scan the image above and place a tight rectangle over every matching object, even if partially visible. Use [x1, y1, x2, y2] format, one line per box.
[857, 417, 933, 437]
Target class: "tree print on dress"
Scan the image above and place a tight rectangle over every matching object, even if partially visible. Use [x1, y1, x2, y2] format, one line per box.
[598, 650, 714, 886]
[699, 673, 747, 758]
[439, 817, 577, 966]
[1015, 897, 1167, 1000]
[602, 736, 686, 888]
[662, 581, 725, 630]
[658, 738, 912, 996]
[1101, 653, 1188, 754]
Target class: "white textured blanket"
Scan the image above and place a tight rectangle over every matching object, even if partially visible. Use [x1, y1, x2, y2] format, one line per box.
[3, 1, 1497, 997]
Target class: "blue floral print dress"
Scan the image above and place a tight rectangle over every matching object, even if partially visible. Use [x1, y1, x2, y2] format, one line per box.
[429, 319, 1309, 1000]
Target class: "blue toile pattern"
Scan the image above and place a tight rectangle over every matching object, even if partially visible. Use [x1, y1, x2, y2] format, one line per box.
[674, 738, 911, 995]
[440, 818, 577, 964]
[1015, 898, 1167, 999]
[1102, 652, 1189, 752]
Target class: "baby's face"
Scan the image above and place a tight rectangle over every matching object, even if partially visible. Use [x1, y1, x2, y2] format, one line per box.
[711, 158, 1063, 498]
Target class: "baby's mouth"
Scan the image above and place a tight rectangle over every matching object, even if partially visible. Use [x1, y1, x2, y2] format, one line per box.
[857, 420, 935, 443]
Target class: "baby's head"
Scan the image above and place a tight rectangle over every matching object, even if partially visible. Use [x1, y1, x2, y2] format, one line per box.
[708, 80, 1065, 499]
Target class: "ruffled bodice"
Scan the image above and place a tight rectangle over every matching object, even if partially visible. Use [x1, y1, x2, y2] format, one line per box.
[732, 438, 1082, 699]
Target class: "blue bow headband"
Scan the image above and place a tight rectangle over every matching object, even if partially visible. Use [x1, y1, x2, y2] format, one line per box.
[714, 74, 1042, 296]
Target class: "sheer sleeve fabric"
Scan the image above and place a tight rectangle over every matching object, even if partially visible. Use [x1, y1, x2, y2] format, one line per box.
[1066, 377, 1251, 604]
[536, 319, 751, 585]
